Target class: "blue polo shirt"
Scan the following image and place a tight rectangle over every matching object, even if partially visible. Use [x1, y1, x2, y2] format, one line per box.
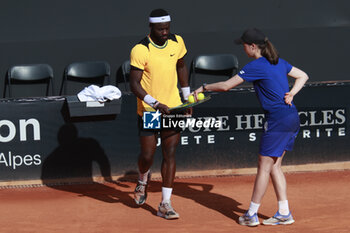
[238, 57, 300, 157]
[238, 57, 294, 116]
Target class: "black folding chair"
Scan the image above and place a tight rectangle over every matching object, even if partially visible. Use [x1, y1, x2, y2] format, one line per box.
[4, 64, 54, 98]
[59, 61, 110, 95]
[116, 60, 130, 92]
[189, 54, 239, 89]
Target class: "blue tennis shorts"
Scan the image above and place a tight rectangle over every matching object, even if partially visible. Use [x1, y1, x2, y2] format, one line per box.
[259, 109, 300, 157]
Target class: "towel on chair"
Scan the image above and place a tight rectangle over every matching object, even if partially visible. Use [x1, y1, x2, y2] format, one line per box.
[77, 85, 122, 102]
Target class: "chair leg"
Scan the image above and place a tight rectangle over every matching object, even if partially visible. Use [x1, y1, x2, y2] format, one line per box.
[59, 79, 66, 96]
[123, 75, 128, 92]
[3, 84, 7, 98]
[8, 85, 12, 98]
[50, 78, 55, 96]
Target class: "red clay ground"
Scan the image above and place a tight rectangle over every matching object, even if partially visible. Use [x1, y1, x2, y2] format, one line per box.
[1, 170, 349, 233]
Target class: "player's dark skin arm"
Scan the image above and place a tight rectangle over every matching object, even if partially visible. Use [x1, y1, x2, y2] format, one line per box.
[176, 57, 189, 88]
[176, 58, 192, 115]
[129, 66, 170, 114]
[129, 66, 147, 100]
[176, 57, 192, 114]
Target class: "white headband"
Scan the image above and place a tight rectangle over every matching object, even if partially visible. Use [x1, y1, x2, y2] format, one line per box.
[149, 15, 171, 23]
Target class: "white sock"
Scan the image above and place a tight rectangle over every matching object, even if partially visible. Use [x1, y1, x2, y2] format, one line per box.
[247, 201, 260, 216]
[161, 187, 173, 204]
[278, 200, 290, 215]
[138, 169, 150, 184]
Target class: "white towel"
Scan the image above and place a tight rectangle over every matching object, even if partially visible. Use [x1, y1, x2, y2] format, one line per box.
[77, 85, 122, 102]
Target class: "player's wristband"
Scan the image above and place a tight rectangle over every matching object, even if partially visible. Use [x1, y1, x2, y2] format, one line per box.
[143, 94, 158, 108]
[181, 86, 190, 100]
[153, 101, 160, 109]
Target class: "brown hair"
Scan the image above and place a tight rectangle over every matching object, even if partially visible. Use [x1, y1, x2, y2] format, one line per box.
[258, 39, 279, 65]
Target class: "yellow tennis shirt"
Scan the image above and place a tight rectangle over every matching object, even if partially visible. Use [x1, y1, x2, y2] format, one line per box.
[130, 34, 187, 116]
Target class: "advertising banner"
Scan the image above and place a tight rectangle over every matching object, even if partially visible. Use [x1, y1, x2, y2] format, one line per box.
[0, 82, 349, 183]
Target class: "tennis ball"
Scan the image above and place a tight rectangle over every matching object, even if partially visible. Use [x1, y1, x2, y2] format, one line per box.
[197, 93, 205, 100]
[188, 95, 195, 103]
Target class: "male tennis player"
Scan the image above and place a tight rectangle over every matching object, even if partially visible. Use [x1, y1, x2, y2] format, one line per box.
[129, 8, 190, 220]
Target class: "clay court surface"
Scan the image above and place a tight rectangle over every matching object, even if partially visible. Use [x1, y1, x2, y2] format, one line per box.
[1, 170, 349, 233]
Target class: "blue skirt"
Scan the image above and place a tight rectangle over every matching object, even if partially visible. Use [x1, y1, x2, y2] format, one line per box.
[259, 108, 300, 157]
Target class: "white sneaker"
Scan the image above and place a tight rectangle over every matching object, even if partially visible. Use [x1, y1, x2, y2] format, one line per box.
[134, 172, 151, 205]
[263, 211, 295, 225]
[157, 201, 180, 220]
[238, 211, 260, 227]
